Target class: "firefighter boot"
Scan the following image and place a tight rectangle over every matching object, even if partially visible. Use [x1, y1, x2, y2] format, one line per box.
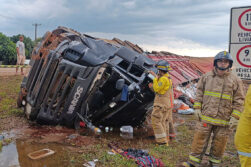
[209, 161, 219, 167]
[155, 141, 169, 146]
[181, 162, 195, 167]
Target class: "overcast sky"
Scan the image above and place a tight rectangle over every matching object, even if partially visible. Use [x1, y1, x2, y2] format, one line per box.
[0, 0, 250, 57]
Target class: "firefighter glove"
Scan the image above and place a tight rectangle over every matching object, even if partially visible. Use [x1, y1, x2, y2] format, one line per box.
[194, 109, 202, 121]
[229, 116, 238, 129]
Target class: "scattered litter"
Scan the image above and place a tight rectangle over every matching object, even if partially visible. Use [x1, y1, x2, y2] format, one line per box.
[120, 125, 133, 133]
[176, 83, 197, 99]
[175, 83, 197, 108]
[174, 100, 194, 114]
[173, 99, 183, 112]
[120, 125, 133, 139]
[107, 151, 116, 155]
[108, 142, 164, 167]
[103, 127, 113, 132]
[178, 95, 193, 108]
[178, 108, 194, 115]
[141, 149, 149, 154]
[28, 148, 55, 160]
[83, 159, 98, 167]
[68, 134, 78, 139]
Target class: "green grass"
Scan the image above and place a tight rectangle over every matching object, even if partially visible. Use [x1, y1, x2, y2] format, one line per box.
[0, 76, 23, 118]
[63, 124, 194, 167]
[61, 143, 137, 167]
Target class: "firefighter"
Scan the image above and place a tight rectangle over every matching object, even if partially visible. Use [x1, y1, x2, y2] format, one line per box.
[182, 51, 245, 167]
[235, 85, 251, 167]
[149, 60, 174, 146]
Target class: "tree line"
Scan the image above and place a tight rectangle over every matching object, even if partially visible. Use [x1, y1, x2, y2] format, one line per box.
[0, 33, 41, 65]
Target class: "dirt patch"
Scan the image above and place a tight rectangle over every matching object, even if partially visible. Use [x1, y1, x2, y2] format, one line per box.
[0, 67, 30, 77]
[0, 113, 98, 151]
[0, 115, 28, 131]
[29, 125, 97, 146]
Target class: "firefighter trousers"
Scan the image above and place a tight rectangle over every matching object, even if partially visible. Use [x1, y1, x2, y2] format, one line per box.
[151, 105, 172, 144]
[239, 155, 251, 167]
[188, 122, 230, 166]
[167, 111, 175, 140]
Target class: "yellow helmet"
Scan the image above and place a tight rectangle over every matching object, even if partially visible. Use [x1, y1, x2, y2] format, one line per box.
[156, 60, 172, 72]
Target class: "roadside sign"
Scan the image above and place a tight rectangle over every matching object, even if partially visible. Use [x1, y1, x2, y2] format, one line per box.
[230, 44, 251, 79]
[230, 6, 251, 80]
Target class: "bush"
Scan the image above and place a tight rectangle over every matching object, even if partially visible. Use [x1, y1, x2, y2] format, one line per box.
[0, 33, 16, 64]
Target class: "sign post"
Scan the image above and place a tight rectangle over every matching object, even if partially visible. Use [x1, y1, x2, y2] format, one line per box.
[230, 6, 251, 80]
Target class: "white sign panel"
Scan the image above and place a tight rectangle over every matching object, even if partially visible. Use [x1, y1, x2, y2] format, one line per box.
[230, 44, 251, 80]
[230, 6, 251, 80]
[231, 7, 251, 43]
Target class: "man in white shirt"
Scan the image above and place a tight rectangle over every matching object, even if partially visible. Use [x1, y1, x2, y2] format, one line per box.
[16, 35, 25, 75]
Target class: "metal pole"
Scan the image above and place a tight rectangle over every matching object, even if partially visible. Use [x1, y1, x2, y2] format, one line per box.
[32, 23, 41, 41]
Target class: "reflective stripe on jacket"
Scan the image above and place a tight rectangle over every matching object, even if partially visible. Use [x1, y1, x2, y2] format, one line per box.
[193, 68, 244, 126]
[235, 85, 251, 154]
[153, 73, 173, 108]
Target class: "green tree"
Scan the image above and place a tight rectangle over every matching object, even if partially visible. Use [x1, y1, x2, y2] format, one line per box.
[34, 37, 42, 45]
[10, 34, 34, 59]
[0, 33, 16, 64]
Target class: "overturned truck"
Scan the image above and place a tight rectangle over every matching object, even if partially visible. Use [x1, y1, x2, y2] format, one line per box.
[17, 27, 157, 129]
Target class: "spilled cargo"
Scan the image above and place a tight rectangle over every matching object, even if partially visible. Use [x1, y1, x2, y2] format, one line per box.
[17, 26, 157, 129]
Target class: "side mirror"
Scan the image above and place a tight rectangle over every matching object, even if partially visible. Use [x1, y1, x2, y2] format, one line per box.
[115, 79, 125, 90]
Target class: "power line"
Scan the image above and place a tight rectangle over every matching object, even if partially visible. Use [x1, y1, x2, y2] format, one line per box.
[32, 23, 41, 41]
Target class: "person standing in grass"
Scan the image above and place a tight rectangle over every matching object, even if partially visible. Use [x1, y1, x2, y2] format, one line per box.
[16, 35, 25, 75]
[148, 60, 174, 146]
[182, 51, 244, 167]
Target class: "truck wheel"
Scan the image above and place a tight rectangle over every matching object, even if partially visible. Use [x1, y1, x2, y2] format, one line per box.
[17, 91, 23, 108]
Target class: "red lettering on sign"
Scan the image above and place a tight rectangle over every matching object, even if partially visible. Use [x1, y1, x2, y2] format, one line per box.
[238, 9, 251, 31]
[236, 45, 251, 68]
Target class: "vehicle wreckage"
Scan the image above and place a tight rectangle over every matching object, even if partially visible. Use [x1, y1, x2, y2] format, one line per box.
[17, 27, 157, 129]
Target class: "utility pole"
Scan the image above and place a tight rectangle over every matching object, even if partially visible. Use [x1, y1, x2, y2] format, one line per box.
[32, 23, 41, 41]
